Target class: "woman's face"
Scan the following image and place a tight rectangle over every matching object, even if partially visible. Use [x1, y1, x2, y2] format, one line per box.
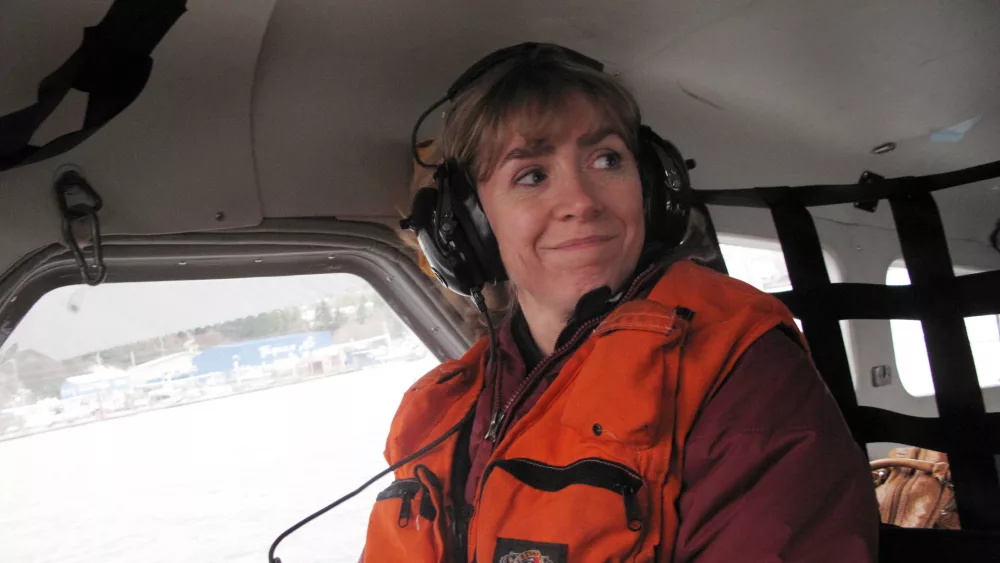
[477, 94, 645, 318]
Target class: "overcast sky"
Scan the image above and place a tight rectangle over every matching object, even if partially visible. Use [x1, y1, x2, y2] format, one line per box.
[1, 273, 373, 360]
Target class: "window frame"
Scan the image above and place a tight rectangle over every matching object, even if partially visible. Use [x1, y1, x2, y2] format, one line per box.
[0, 219, 472, 362]
[716, 233, 845, 290]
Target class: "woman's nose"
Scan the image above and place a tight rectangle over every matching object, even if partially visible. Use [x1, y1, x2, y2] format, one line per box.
[551, 166, 603, 220]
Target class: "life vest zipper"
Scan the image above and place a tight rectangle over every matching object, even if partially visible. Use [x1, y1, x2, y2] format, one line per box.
[484, 264, 662, 444]
[476, 457, 646, 533]
[483, 316, 601, 442]
[375, 478, 422, 528]
[398, 490, 414, 527]
[483, 410, 504, 442]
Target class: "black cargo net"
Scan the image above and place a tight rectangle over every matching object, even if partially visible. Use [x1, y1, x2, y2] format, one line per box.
[696, 159, 1000, 556]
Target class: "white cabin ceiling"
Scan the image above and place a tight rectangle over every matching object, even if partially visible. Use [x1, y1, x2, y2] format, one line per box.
[1, 0, 998, 278]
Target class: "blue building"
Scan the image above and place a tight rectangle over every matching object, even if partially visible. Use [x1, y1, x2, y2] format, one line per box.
[60, 368, 131, 400]
[192, 332, 333, 375]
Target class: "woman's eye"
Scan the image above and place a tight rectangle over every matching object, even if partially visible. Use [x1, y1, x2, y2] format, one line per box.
[594, 151, 622, 170]
[514, 169, 546, 186]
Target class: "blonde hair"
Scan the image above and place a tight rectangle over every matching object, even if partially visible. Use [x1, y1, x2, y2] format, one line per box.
[440, 45, 642, 184]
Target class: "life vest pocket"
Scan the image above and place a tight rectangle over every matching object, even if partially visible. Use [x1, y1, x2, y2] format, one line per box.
[363, 471, 448, 562]
[474, 457, 647, 563]
[560, 303, 689, 450]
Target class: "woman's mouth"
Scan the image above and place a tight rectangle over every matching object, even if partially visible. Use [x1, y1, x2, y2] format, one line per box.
[549, 234, 616, 250]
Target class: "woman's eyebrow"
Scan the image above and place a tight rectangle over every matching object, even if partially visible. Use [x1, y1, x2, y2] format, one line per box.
[577, 127, 616, 147]
[496, 127, 618, 169]
[499, 143, 555, 166]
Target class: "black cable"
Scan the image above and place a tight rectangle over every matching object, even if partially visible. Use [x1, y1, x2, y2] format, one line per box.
[268, 291, 497, 563]
[471, 290, 499, 379]
[267, 414, 467, 563]
[411, 93, 451, 169]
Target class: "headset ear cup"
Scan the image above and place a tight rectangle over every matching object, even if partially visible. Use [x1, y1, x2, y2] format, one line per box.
[444, 163, 508, 285]
[638, 136, 667, 243]
[403, 186, 482, 296]
[637, 126, 691, 249]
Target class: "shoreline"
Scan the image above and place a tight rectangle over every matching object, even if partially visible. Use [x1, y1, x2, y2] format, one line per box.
[0, 367, 368, 445]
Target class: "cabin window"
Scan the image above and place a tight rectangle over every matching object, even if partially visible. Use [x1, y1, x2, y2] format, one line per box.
[886, 260, 1000, 397]
[717, 235, 857, 382]
[0, 273, 433, 562]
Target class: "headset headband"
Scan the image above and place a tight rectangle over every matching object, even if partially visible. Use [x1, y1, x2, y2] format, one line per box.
[447, 42, 604, 98]
[412, 43, 605, 168]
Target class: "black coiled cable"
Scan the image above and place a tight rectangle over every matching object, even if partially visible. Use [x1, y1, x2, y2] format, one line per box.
[268, 289, 497, 563]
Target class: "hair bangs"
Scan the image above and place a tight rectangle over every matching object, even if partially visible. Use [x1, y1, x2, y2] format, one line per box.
[441, 52, 641, 184]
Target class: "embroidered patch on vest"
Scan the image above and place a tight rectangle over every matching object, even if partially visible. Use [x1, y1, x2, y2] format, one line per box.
[494, 537, 568, 563]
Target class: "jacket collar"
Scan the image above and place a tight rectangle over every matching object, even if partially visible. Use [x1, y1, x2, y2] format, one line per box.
[504, 245, 668, 368]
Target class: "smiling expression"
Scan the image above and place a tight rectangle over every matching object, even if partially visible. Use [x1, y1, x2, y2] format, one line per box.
[477, 94, 646, 318]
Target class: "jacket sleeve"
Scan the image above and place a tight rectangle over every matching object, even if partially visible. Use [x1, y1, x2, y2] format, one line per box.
[672, 329, 879, 563]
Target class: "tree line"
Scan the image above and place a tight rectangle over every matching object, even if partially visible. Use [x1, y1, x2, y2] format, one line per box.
[2, 291, 405, 405]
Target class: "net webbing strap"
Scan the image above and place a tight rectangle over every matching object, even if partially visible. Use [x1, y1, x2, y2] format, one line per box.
[854, 407, 1000, 453]
[0, 0, 187, 171]
[691, 158, 1000, 538]
[774, 270, 1000, 320]
[697, 159, 1000, 208]
[880, 526, 1000, 562]
[889, 192, 1000, 530]
[760, 190, 859, 427]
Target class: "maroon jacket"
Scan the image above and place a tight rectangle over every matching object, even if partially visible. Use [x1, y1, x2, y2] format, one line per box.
[460, 267, 879, 561]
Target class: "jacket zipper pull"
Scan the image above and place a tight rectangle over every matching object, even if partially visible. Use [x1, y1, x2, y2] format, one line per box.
[397, 491, 414, 528]
[619, 485, 642, 532]
[484, 411, 504, 442]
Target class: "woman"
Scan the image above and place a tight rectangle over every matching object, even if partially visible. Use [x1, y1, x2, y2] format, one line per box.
[363, 43, 878, 562]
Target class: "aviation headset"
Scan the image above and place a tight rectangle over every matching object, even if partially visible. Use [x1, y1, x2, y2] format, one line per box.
[401, 42, 696, 301]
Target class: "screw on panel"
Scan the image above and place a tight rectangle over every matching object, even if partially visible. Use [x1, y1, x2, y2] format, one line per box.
[871, 365, 892, 388]
[254, 259, 263, 263]
[178, 261, 188, 266]
[215, 212, 225, 221]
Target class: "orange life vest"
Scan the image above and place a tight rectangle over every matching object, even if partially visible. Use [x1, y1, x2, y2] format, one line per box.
[363, 260, 804, 562]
